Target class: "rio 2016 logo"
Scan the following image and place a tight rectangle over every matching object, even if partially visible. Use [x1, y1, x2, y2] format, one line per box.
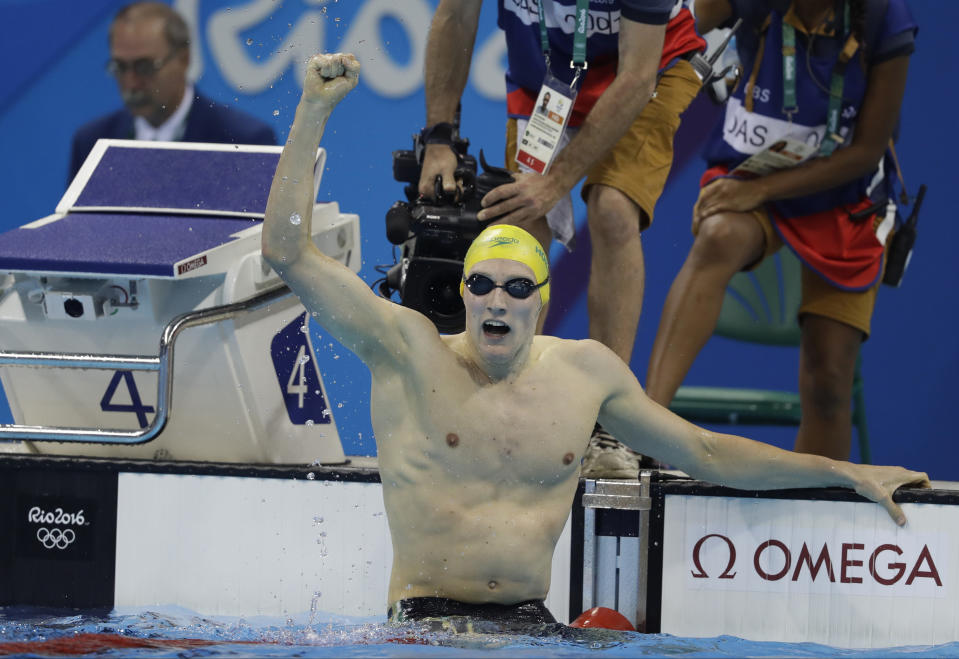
[27, 506, 86, 527]
[179, 0, 506, 101]
[26, 505, 88, 552]
[35, 527, 76, 550]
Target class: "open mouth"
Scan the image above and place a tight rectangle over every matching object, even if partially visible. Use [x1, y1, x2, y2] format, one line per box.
[483, 320, 510, 336]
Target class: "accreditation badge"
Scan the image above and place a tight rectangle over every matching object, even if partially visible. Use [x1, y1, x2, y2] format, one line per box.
[515, 72, 577, 175]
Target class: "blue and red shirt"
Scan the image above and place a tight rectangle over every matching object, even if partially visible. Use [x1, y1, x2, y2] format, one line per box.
[498, 0, 706, 126]
[701, 0, 917, 289]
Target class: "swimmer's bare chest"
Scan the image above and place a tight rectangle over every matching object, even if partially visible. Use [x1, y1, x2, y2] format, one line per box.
[373, 346, 601, 488]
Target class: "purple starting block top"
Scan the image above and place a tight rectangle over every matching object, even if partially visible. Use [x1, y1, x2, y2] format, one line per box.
[0, 142, 301, 277]
[0, 213, 259, 277]
[68, 145, 281, 216]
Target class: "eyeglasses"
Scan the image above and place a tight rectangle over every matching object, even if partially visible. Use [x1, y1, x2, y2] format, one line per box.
[463, 273, 549, 300]
[106, 48, 180, 78]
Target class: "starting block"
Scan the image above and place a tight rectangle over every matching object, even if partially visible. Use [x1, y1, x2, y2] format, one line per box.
[0, 139, 359, 465]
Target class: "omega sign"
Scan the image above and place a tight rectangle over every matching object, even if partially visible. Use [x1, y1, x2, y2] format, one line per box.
[687, 532, 945, 596]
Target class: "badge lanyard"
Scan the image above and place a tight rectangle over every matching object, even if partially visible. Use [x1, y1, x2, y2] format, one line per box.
[515, 0, 589, 174]
[781, 1, 855, 157]
[539, 0, 590, 82]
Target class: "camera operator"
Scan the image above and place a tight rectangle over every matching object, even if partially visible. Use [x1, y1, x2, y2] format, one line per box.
[418, 0, 706, 474]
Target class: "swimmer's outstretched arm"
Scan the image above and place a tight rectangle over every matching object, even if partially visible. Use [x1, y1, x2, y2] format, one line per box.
[262, 53, 435, 366]
[582, 342, 930, 525]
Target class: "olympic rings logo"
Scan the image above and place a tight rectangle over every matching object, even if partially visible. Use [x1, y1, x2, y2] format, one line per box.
[36, 527, 76, 550]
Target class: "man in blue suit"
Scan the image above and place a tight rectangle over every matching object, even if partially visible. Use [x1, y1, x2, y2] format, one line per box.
[69, 1, 276, 182]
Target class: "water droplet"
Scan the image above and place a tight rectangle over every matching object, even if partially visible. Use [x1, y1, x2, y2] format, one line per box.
[299, 353, 310, 364]
[313, 516, 324, 525]
[246, 38, 253, 45]
[305, 419, 314, 426]
[273, 109, 280, 117]
[306, 472, 315, 480]
[289, 212, 302, 225]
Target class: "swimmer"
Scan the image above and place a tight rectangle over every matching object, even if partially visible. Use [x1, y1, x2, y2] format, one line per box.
[262, 53, 929, 625]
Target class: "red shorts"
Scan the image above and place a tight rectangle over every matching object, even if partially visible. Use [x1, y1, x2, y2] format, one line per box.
[701, 166, 888, 291]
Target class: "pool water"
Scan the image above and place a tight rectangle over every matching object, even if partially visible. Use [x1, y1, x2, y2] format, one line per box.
[0, 606, 955, 658]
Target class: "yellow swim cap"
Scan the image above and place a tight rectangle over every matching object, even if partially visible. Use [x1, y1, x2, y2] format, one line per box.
[460, 224, 550, 306]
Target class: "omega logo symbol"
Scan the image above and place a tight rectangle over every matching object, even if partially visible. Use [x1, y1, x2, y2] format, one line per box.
[690, 533, 942, 587]
[36, 527, 76, 550]
[691, 533, 737, 579]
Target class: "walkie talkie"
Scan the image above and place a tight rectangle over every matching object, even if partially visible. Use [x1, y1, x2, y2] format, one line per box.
[883, 184, 926, 287]
[687, 19, 744, 104]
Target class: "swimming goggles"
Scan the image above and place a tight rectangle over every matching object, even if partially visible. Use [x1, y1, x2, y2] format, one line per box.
[463, 273, 549, 300]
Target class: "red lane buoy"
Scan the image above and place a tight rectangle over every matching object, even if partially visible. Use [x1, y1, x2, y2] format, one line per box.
[569, 607, 635, 631]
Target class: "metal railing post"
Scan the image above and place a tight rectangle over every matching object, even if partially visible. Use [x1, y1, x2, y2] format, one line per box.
[0, 284, 292, 444]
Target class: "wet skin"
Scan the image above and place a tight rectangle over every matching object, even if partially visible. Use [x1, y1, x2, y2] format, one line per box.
[374, 260, 599, 603]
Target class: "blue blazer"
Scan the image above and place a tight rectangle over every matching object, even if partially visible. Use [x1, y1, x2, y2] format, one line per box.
[68, 90, 278, 182]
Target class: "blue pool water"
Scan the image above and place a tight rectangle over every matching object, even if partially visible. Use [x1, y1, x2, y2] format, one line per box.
[1, 606, 956, 658]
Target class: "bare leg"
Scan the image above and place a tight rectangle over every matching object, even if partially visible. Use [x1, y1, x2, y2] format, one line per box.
[585, 184, 644, 363]
[646, 211, 765, 405]
[795, 314, 862, 460]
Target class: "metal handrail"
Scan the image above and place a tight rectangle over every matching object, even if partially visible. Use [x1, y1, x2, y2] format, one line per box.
[0, 284, 292, 444]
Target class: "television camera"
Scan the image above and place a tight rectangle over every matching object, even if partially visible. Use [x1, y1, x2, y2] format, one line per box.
[379, 129, 513, 333]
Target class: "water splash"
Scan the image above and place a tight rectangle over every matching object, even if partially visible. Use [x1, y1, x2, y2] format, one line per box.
[0, 607, 955, 657]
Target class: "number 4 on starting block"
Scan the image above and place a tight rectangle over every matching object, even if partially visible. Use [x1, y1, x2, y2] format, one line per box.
[270, 312, 331, 425]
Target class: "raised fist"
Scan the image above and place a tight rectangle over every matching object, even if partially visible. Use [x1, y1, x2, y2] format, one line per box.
[303, 53, 360, 107]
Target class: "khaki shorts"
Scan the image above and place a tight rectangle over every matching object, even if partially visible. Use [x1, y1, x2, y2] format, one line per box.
[505, 59, 702, 230]
[747, 208, 886, 338]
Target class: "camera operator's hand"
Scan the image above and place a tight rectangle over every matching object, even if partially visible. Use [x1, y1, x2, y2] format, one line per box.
[418, 144, 460, 200]
[477, 172, 563, 226]
[303, 53, 360, 108]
